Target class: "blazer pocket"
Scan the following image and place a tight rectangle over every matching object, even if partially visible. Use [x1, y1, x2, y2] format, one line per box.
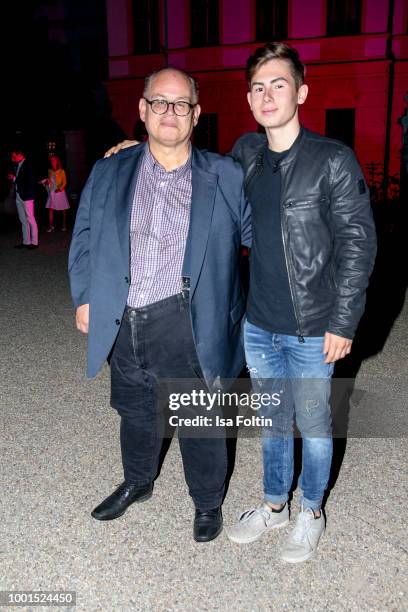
[230, 296, 245, 325]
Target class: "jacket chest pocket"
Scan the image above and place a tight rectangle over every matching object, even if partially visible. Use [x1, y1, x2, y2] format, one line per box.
[283, 196, 329, 210]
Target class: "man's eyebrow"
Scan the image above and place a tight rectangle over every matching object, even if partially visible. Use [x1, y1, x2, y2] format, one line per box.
[251, 77, 289, 88]
[149, 92, 191, 101]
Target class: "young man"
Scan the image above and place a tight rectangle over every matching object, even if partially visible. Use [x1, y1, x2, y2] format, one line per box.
[9, 148, 39, 249]
[225, 42, 376, 562]
[68, 68, 250, 542]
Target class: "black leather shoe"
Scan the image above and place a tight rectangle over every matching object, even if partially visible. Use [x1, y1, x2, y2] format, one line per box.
[193, 507, 223, 542]
[14, 243, 27, 249]
[91, 481, 153, 521]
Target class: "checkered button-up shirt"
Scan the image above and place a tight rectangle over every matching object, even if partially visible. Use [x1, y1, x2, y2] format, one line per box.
[127, 146, 192, 308]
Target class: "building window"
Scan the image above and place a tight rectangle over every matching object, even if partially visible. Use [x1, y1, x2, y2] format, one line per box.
[132, 0, 160, 54]
[190, 0, 219, 47]
[325, 108, 355, 149]
[256, 0, 288, 42]
[194, 114, 218, 152]
[326, 0, 361, 36]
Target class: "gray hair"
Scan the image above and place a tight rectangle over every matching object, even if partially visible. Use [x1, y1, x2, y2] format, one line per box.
[143, 67, 199, 104]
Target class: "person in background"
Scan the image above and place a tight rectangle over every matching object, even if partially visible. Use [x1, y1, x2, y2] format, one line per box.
[8, 147, 39, 249]
[44, 155, 70, 232]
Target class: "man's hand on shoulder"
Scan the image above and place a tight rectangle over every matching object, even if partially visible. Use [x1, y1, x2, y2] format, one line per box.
[104, 140, 139, 158]
[76, 303, 89, 334]
[323, 332, 352, 364]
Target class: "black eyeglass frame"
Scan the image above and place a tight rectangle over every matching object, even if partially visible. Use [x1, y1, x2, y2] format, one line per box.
[143, 97, 197, 116]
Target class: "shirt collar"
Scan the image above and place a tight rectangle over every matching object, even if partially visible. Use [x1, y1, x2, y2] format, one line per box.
[143, 144, 192, 182]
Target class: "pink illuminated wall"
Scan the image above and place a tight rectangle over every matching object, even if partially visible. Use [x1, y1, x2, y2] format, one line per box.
[222, 0, 253, 43]
[105, 0, 408, 193]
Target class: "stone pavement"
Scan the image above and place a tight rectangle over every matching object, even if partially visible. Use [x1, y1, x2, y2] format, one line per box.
[0, 225, 407, 612]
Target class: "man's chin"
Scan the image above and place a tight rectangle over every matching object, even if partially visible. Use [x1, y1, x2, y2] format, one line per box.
[156, 127, 181, 140]
[256, 118, 292, 131]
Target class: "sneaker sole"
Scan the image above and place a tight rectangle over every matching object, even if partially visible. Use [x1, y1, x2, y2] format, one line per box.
[280, 548, 317, 564]
[226, 518, 289, 544]
[280, 528, 325, 563]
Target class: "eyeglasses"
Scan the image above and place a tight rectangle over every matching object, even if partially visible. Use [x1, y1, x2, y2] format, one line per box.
[144, 98, 196, 116]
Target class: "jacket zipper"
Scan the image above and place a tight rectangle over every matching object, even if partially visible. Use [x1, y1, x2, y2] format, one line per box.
[246, 151, 305, 343]
[281, 199, 305, 343]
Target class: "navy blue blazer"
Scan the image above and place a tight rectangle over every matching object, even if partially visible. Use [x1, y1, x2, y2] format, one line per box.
[15, 158, 37, 201]
[68, 144, 251, 385]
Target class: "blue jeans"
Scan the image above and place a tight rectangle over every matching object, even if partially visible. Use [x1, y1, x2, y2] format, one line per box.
[244, 320, 334, 511]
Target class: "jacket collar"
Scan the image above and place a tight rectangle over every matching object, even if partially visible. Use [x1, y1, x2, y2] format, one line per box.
[277, 125, 306, 167]
[187, 147, 218, 298]
[255, 125, 306, 168]
[115, 143, 146, 270]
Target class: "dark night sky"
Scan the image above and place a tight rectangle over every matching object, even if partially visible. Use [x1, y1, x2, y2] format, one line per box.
[0, 1, 114, 142]
[0, 0, 128, 183]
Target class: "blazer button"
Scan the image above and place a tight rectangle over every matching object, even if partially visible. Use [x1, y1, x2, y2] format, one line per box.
[115, 319, 121, 325]
[125, 276, 129, 283]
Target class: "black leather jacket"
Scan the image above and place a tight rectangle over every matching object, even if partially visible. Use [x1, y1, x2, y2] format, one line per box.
[232, 127, 377, 340]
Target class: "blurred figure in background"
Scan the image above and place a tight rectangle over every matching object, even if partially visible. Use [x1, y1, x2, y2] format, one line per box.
[44, 155, 70, 232]
[8, 147, 39, 249]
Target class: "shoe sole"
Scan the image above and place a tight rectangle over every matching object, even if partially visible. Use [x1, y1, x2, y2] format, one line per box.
[194, 524, 223, 543]
[280, 549, 317, 564]
[280, 528, 325, 563]
[226, 518, 289, 544]
[91, 490, 153, 521]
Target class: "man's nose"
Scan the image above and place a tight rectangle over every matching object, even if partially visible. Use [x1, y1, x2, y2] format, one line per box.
[166, 103, 176, 115]
[263, 88, 274, 102]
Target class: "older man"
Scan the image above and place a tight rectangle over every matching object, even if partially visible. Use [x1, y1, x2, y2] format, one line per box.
[68, 68, 250, 542]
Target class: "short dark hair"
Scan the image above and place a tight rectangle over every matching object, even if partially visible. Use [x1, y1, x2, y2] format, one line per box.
[11, 146, 25, 156]
[246, 42, 305, 90]
[143, 67, 199, 104]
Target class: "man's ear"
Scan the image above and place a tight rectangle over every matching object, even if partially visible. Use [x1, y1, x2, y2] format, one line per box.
[297, 84, 308, 106]
[139, 97, 147, 122]
[193, 104, 201, 127]
[247, 91, 252, 111]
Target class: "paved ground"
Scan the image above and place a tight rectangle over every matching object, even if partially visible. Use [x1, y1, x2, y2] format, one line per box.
[0, 221, 407, 612]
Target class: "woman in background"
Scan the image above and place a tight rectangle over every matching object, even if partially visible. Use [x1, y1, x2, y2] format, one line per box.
[45, 155, 70, 232]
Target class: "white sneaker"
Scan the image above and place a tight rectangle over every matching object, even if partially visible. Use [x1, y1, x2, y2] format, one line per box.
[280, 507, 325, 563]
[226, 502, 289, 544]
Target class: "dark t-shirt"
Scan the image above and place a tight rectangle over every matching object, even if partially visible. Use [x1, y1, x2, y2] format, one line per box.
[246, 146, 298, 335]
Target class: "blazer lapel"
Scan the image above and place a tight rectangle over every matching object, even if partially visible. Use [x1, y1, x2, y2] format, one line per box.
[188, 148, 218, 299]
[115, 144, 145, 270]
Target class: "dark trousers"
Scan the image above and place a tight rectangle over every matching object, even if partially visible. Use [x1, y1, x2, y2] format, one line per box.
[110, 293, 227, 510]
